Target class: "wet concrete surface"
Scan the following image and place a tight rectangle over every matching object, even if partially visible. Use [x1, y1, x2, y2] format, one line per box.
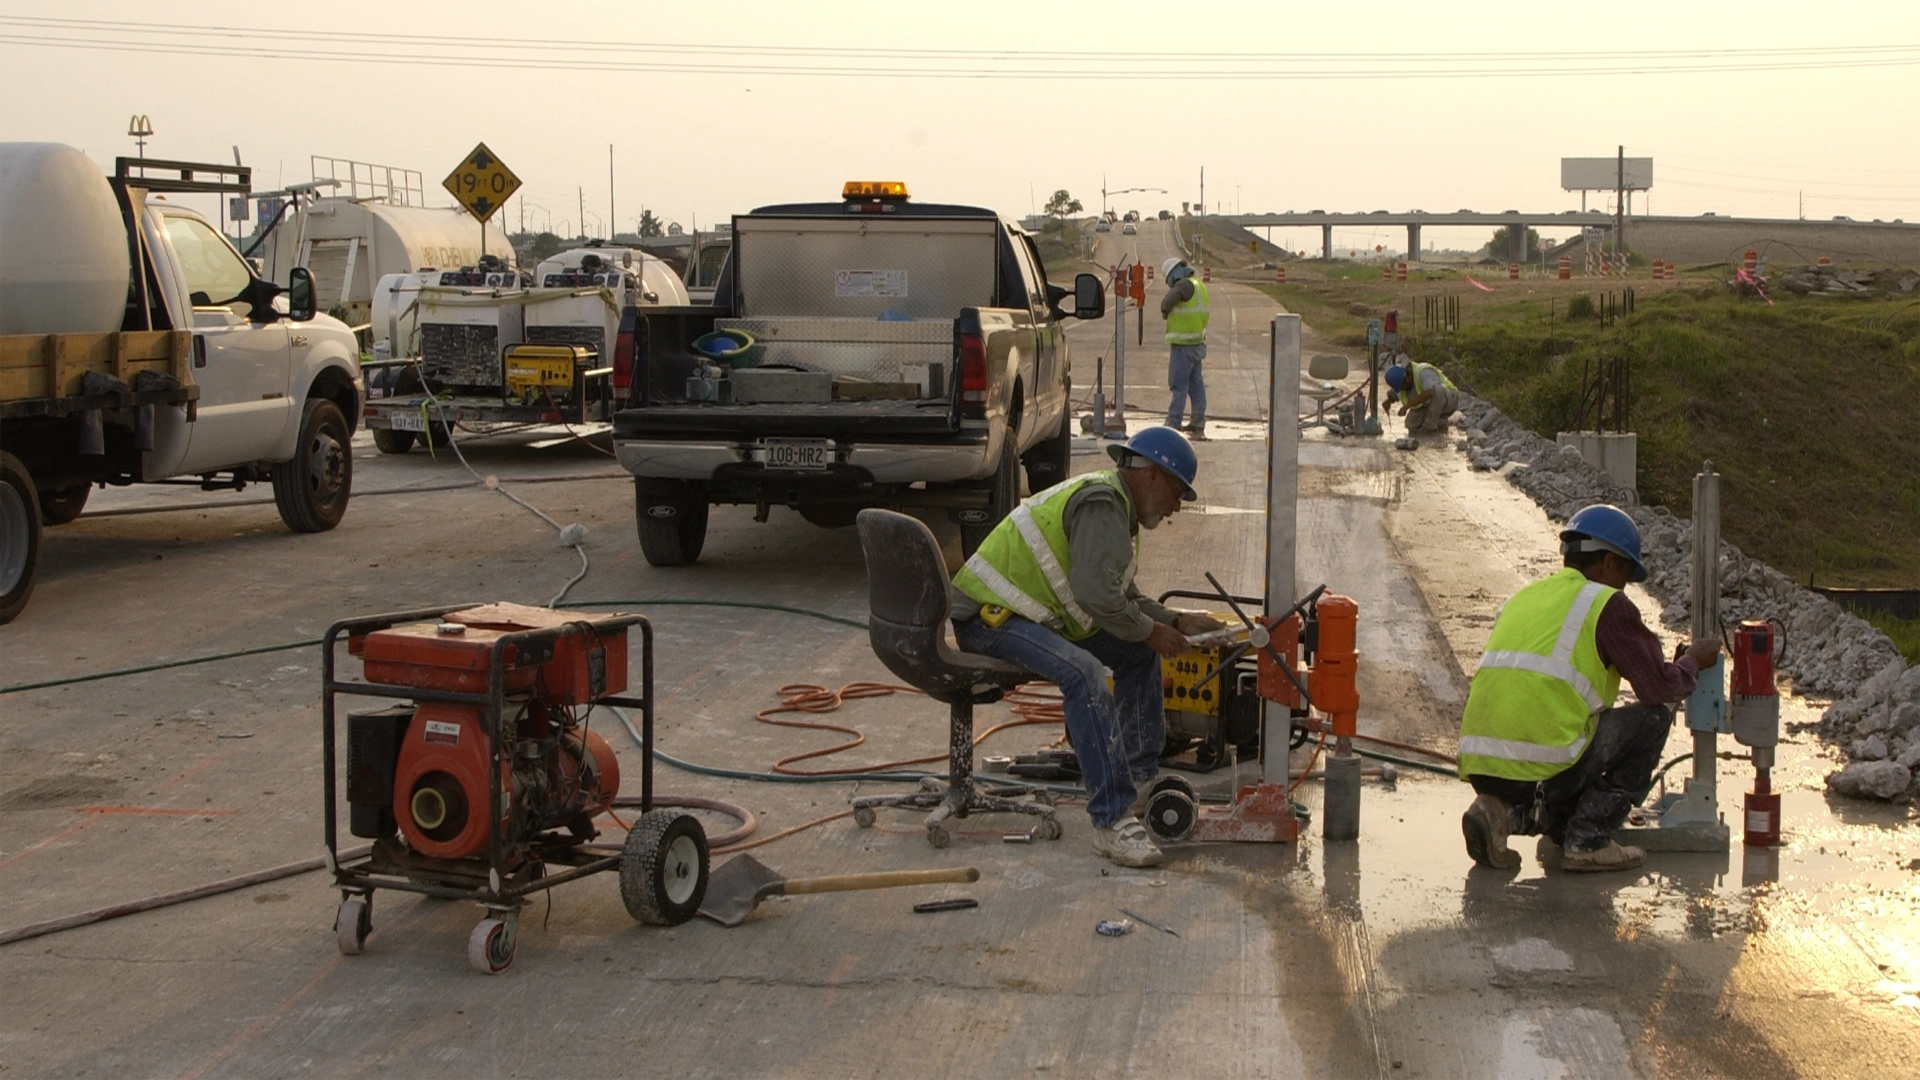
[2, 221, 1916, 1075]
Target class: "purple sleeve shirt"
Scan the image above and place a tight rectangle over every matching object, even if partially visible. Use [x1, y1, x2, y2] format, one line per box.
[1593, 592, 1698, 706]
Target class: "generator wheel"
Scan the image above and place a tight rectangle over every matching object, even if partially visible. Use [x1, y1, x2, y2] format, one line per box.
[621, 810, 708, 926]
[370, 428, 416, 455]
[468, 914, 517, 974]
[335, 896, 371, 956]
[1145, 789, 1197, 843]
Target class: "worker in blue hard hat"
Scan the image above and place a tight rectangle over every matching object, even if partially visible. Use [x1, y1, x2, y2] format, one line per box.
[1384, 359, 1459, 436]
[952, 426, 1224, 868]
[1159, 257, 1209, 440]
[1456, 504, 1722, 873]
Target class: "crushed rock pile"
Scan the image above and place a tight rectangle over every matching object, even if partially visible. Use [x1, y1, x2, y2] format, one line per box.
[1450, 395, 1916, 803]
[1772, 264, 1920, 297]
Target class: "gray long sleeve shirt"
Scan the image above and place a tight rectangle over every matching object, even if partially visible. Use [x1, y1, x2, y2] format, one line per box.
[951, 481, 1177, 642]
[1160, 276, 1195, 316]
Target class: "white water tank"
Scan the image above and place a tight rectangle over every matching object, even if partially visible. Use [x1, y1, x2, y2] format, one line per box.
[0, 143, 131, 335]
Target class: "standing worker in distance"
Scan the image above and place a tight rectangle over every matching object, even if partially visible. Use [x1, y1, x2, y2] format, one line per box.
[1159, 258, 1209, 440]
[1457, 505, 1721, 872]
[1385, 360, 1459, 436]
[951, 427, 1225, 868]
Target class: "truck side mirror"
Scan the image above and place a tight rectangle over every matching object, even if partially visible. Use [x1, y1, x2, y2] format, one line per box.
[1072, 272, 1105, 320]
[288, 267, 316, 322]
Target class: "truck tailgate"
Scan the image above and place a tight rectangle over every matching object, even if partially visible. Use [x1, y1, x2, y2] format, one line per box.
[613, 400, 959, 439]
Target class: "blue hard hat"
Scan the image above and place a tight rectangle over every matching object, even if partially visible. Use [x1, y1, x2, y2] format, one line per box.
[1107, 426, 1198, 501]
[1384, 364, 1408, 391]
[1560, 504, 1648, 583]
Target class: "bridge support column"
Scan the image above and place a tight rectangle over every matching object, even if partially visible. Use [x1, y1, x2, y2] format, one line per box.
[1511, 224, 1527, 265]
[1407, 223, 1422, 262]
[1321, 224, 1332, 261]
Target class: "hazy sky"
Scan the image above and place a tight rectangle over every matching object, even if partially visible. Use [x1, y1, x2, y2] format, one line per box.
[5, 0, 1917, 253]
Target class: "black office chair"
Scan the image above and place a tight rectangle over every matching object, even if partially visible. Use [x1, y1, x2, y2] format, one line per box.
[850, 509, 1061, 847]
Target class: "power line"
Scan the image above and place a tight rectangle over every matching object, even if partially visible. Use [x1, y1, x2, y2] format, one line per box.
[2, 20, 1918, 80]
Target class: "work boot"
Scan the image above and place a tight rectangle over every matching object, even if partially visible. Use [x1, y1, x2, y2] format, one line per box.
[1537, 835, 1563, 869]
[1186, 425, 1208, 442]
[1560, 840, 1645, 873]
[1093, 816, 1164, 868]
[1461, 794, 1521, 869]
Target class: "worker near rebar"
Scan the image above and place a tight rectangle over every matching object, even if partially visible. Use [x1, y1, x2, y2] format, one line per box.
[1457, 505, 1721, 873]
[951, 427, 1224, 868]
[1384, 360, 1458, 435]
[1159, 258, 1209, 440]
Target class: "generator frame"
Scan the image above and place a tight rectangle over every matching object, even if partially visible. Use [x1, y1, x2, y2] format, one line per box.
[320, 605, 657, 969]
[1157, 587, 1271, 772]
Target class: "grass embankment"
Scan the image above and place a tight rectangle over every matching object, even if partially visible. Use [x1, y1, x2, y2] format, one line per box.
[1255, 267, 1920, 590]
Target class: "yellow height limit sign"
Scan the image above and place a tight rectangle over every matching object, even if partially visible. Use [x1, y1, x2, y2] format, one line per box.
[442, 142, 521, 224]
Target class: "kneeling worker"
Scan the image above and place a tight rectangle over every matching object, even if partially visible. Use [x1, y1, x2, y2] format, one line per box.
[1384, 360, 1458, 435]
[1458, 505, 1721, 872]
[951, 427, 1224, 868]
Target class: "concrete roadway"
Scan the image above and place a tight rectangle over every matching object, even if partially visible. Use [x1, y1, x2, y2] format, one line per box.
[1, 226, 1916, 1076]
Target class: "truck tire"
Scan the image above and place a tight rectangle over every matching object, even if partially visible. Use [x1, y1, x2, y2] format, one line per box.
[37, 483, 90, 526]
[1022, 405, 1073, 493]
[0, 452, 41, 625]
[960, 438, 1020, 557]
[371, 428, 416, 455]
[635, 477, 708, 567]
[272, 398, 353, 533]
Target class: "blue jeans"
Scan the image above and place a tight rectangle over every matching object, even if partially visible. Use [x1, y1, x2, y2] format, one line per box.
[1166, 343, 1207, 430]
[955, 617, 1165, 829]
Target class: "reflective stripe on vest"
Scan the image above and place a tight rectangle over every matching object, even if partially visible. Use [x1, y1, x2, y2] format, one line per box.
[953, 471, 1136, 640]
[1407, 362, 1456, 411]
[1165, 279, 1210, 346]
[1456, 568, 1622, 782]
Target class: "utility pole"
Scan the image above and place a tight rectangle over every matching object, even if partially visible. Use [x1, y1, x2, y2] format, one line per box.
[1615, 145, 1625, 266]
[609, 144, 616, 242]
[1199, 166, 1205, 218]
[578, 187, 586, 241]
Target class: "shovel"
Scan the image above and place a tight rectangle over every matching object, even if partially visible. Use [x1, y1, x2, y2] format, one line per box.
[697, 854, 980, 927]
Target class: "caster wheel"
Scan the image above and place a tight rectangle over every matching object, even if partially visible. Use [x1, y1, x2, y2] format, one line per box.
[335, 896, 371, 956]
[468, 915, 516, 974]
[621, 810, 709, 926]
[1145, 789, 1198, 842]
[1034, 816, 1062, 841]
[852, 805, 876, 829]
[926, 824, 951, 849]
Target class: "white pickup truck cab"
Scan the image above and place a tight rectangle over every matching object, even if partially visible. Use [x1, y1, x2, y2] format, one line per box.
[0, 146, 362, 622]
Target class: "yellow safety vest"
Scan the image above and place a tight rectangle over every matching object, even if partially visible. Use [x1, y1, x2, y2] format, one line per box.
[952, 471, 1137, 641]
[1457, 568, 1622, 782]
[1407, 362, 1456, 409]
[1165, 279, 1210, 346]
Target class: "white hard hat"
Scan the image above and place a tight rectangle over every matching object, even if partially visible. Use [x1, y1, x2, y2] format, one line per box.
[1162, 257, 1187, 279]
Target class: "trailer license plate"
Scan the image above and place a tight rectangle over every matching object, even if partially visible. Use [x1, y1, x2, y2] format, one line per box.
[388, 410, 425, 432]
[762, 439, 830, 470]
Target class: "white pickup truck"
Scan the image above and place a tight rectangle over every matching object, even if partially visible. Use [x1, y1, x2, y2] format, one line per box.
[0, 145, 362, 623]
[609, 181, 1105, 565]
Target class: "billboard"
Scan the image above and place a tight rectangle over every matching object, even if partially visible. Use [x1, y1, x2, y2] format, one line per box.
[1562, 157, 1653, 191]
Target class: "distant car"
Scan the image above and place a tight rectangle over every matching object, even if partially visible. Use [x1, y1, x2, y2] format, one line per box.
[1121, 222, 1137, 235]
[1094, 220, 1110, 232]
[1701, 212, 1717, 217]
[1457, 208, 1474, 214]
[1370, 209, 1388, 215]
[1410, 209, 1425, 214]
[1504, 209, 1519, 215]
[1310, 209, 1324, 214]
[1563, 210, 1578, 215]
[1158, 210, 1171, 220]
[1833, 215, 1852, 222]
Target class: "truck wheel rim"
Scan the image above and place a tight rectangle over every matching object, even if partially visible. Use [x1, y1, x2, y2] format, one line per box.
[310, 431, 346, 498]
[0, 483, 27, 593]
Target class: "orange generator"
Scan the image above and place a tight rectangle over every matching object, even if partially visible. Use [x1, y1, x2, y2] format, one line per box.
[323, 603, 709, 973]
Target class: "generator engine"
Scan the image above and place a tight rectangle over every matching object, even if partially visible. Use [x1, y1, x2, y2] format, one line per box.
[345, 604, 627, 862]
[1160, 610, 1263, 770]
